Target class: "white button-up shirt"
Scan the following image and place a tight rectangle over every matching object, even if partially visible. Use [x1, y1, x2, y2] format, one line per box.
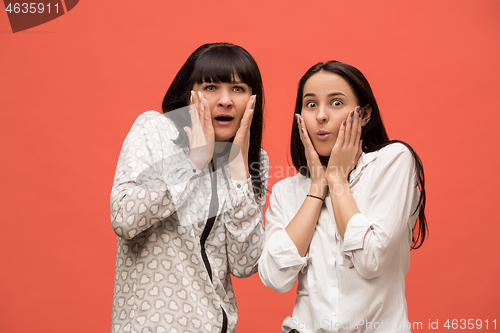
[259, 143, 420, 333]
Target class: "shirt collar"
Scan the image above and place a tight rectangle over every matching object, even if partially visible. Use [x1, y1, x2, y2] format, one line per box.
[349, 150, 378, 183]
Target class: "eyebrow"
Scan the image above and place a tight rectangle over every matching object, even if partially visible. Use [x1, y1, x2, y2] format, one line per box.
[203, 81, 247, 85]
[303, 92, 347, 98]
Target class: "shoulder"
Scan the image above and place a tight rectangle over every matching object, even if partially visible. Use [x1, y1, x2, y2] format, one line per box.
[377, 142, 414, 164]
[271, 173, 306, 194]
[130, 111, 179, 139]
[369, 142, 416, 175]
[132, 110, 174, 127]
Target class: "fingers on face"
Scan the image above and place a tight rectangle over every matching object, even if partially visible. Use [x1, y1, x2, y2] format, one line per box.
[296, 113, 305, 141]
[343, 106, 362, 147]
[249, 95, 256, 120]
[189, 91, 200, 124]
[192, 90, 211, 126]
[242, 95, 256, 129]
[352, 106, 362, 146]
[336, 117, 346, 148]
[296, 114, 314, 149]
[198, 91, 207, 120]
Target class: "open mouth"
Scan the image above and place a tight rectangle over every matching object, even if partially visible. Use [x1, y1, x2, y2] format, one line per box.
[214, 115, 234, 125]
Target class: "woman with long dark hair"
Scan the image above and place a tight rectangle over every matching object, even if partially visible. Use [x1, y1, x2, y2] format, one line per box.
[259, 61, 427, 333]
[110, 43, 268, 333]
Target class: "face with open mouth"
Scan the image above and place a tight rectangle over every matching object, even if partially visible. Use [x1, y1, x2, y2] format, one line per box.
[192, 75, 252, 142]
[300, 71, 367, 157]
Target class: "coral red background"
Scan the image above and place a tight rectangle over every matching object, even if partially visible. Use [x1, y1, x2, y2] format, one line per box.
[1, 0, 499, 332]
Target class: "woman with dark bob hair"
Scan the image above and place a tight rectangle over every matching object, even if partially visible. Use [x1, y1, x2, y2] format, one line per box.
[110, 43, 268, 333]
[259, 61, 427, 333]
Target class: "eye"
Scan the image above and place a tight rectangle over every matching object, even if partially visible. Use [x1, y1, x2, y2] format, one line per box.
[305, 101, 317, 108]
[233, 86, 245, 93]
[332, 100, 343, 107]
[205, 85, 217, 92]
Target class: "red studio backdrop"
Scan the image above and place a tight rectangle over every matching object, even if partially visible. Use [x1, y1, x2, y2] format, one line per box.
[1, 1, 499, 332]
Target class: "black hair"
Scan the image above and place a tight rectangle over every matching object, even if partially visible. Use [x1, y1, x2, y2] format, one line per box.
[162, 43, 265, 199]
[290, 61, 427, 249]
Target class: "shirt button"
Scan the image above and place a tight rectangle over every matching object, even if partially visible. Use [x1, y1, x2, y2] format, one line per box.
[332, 312, 336, 317]
[236, 184, 241, 188]
[192, 169, 197, 173]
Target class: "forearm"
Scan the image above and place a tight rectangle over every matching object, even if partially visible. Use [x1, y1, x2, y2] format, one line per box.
[285, 190, 324, 257]
[110, 183, 172, 239]
[223, 184, 265, 277]
[328, 177, 360, 239]
[259, 232, 306, 293]
[226, 215, 264, 277]
[228, 153, 249, 181]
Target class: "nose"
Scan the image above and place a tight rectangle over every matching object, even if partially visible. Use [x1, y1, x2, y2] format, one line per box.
[217, 88, 233, 109]
[316, 106, 328, 124]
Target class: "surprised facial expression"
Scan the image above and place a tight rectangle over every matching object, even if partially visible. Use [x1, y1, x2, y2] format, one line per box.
[192, 75, 252, 142]
[301, 71, 368, 157]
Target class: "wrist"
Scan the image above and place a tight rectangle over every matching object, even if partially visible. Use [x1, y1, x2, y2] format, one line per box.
[327, 175, 348, 187]
[229, 155, 249, 181]
[189, 154, 210, 171]
[309, 181, 327, 199]
[230, 167, 249, 181]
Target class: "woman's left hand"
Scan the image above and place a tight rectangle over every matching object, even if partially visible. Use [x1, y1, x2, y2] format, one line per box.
[229, 95, 256, 180]
[326, 106, 363, 184]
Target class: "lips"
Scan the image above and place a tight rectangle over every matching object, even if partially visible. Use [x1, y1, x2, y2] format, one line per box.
[316, 130, 330, 140]
[214, 114, 234, 126]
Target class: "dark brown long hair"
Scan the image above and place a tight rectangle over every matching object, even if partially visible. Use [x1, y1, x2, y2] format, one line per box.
[290, 61, 428, 249]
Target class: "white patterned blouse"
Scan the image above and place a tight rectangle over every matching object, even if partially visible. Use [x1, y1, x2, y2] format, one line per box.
[110, 111, 268, 333]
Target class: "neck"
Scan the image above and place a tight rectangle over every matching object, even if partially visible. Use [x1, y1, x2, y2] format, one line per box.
[319, 155, 329, 167]
[213, 141, 233, 157]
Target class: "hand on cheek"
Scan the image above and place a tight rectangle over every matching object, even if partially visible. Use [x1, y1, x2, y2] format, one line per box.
[185, 90, 215, 171]
[229, 95, 256, 180]
[326, 106, 362, 184]
[296, 114, 327, 198]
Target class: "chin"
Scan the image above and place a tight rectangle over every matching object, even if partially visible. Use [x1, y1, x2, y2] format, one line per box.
[215, 132, 236, 142]
[312, 144, 333, 157]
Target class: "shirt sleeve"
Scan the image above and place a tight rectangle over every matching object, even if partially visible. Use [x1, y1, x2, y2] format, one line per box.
[223, 150, 270, 278]
[258, 181, 309, 293]
[341, 143, 420, 279]
[110, 111, 206, 240]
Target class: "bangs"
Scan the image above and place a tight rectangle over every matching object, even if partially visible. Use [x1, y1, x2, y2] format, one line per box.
[190, 45, 256, 86]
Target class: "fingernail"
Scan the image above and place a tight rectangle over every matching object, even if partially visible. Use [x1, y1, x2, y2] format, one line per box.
[198, 91, 202, 99]
[252, 95, 256, 107]
[301, 128, 304, 133]
[299, 117, 302, 124]
[190, 91, 194, 102]
[350, 111, 354, 117]
[356, 106, 360, 112]
[204, 98, 207, 106]
[343, 120, 346, 126]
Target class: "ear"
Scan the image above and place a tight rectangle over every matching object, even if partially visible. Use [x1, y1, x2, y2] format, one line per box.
[360, 104, 372, 127]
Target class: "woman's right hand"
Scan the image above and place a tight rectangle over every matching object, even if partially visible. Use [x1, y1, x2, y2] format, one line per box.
[296, 114, 327, 198]
[184, 90, 215, 171]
